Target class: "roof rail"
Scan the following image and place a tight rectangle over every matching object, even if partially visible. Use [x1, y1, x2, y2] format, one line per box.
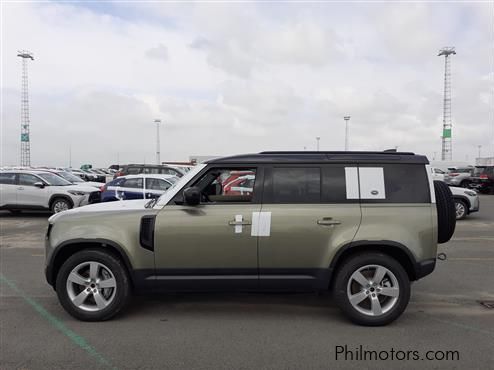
[259, 150, 416, 155]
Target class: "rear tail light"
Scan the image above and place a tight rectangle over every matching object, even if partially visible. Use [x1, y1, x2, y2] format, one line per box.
[100, 185, 106, 192]
[114, 171, 124, 178]
[449, 173, 459, 177]
[480, 174, 488, 179]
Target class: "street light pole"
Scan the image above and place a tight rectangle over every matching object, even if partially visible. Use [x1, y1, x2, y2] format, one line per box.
[478, 145, 482, 160]
[316, 137, 320, 151]
[343, 116, 351, 151]
[154, 119, 161, 165]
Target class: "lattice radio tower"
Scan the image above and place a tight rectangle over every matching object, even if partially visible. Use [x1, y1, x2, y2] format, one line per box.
[17, 50, 34, 167]
[438, 47, 456, 161]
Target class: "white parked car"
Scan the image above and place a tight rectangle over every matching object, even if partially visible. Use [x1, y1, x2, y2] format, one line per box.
[449, 186, 479, 220]
[0, 170, 101, 213]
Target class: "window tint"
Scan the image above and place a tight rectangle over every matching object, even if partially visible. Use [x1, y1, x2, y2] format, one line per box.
[193, 168, 256, 203]
[321, 166, 349, 203]
[123, 178, 143, 189]
[0, 173, 16, 185]
[146, 178, 172, 191]
[19, 174, 41, 186]
[107, 178, 124, 187]
[272, 167, 320, 203]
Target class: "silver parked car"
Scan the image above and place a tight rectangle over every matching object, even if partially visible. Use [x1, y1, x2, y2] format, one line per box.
[449, 186, 479, 220]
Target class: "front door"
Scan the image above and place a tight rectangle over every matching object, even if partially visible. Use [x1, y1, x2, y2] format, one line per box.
[153, 166, 262, 290]
[258, 165, 362, 290]
[17, 173, 50, 208]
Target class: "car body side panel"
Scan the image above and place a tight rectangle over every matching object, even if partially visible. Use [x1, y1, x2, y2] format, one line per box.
[258, 203, 361, 269]
[354, 203, 437, 262]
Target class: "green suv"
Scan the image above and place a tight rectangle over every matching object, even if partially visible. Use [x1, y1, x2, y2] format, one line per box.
[45, 151, 455, 326]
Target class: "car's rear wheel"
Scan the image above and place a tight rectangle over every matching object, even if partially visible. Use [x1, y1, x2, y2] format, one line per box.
[51, 198, 71, 213]
[454, 199, 468, 220]
[333, 253, 410, 326]
[460, 180, 470, 188]
[56, 249, 131, 321]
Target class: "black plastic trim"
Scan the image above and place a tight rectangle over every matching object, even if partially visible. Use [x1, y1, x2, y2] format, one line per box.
[139, 215, 156, 251]
[415, 258, 436, 279]
[329, 240, 420, 280]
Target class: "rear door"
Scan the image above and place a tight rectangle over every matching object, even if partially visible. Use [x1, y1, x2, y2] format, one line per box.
[119, 177, 144, 200]
[144, 178, 173, 199]
[258, 165, 362, 290]
[0, 173, 17, 207]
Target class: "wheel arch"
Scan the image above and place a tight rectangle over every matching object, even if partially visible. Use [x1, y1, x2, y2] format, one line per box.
[49, 194, 74, 209]
[47, 238, 134, 290]
[452, 195, 470, 209]
[329, 241, 419, 283]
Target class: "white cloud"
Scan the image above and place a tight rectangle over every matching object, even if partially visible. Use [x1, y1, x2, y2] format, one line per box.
[1, 2, 493, 168]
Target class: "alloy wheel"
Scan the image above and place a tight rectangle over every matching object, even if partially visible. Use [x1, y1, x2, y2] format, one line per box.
[66, 261, 117, 312]
[346, 264, 400, 317]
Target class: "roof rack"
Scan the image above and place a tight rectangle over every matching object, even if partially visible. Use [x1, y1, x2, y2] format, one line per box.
[259, 150, 416, 156]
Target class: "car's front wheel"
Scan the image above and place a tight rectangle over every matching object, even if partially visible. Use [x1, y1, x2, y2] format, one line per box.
[333, 253, 410, 326]
[56, 249, 131, 321]
[454, 199, 468, 220]
[51, 198, 72, 213]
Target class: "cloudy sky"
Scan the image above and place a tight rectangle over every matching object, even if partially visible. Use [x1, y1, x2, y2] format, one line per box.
[1, 1, 493, 167]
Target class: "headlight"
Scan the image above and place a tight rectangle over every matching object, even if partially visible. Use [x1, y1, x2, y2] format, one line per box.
[68, 190, 87, 196]
[464, 190, 477, 197]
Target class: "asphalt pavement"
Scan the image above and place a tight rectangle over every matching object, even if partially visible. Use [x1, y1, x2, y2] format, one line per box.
[1, 196, 493, 369]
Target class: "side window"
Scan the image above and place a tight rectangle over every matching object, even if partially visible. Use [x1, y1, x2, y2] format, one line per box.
[122, 178, 143, 189]
[127, 167, 141, 175]
[271, 167, 320, 203]
[107, 178, 124, 187]
[194, 168, 257, 203]
[359, 164, 430, 203]
[0, 173, 16, 185]
[146, 178, 171, 191]
[19, 174, 41, 186]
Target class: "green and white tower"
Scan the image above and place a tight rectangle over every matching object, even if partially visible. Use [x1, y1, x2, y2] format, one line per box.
[438, 47, 456, 161]
[17, 50, 34, 167]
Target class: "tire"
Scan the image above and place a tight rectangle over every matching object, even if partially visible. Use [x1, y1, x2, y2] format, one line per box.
[333, 253, 410, 326]
[454, 199, 468, 220]
[460, 180, 470, 188]
[50, 198, 72, 213]
[55, 249, 131, 321]
[434, 180, 456, 244]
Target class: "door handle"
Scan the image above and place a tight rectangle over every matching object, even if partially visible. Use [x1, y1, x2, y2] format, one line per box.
[228, 220, 251, 226]
[317, 218, 341, 226]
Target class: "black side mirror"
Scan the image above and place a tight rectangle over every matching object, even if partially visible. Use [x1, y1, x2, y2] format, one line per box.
[34, 182, 45, 188]
[183, 187, 201, 206]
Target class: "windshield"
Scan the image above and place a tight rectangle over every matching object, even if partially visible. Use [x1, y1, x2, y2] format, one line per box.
[37, 172, 72, 186]
[58, 171, 84, 183]
[155, 164, 206, 207]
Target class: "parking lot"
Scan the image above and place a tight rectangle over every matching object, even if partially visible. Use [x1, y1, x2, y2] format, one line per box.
[1, 196, 493, 370]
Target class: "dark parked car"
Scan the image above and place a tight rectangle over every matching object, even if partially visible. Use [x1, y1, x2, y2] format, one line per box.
[114, 164, 184, 179]
[471, 166, 494, 194]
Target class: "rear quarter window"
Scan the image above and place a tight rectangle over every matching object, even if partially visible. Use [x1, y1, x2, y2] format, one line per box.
[360, 164, 430, 203]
